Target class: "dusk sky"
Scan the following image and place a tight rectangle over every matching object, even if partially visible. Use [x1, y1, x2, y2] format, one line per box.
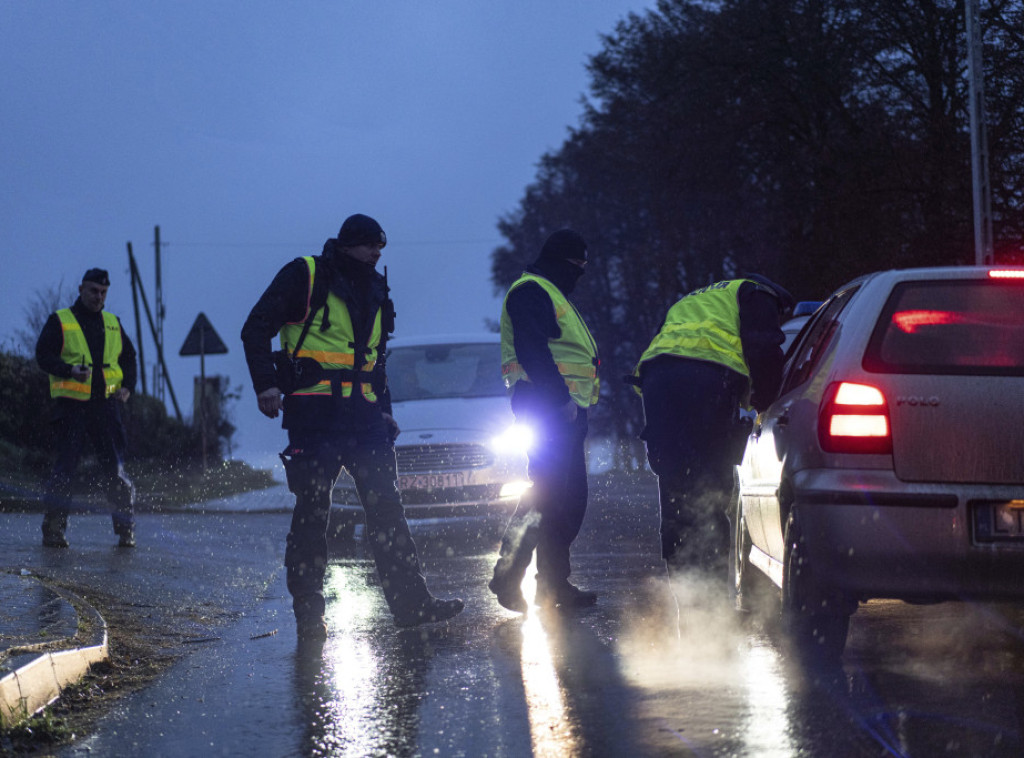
[1, 2, 649, 469]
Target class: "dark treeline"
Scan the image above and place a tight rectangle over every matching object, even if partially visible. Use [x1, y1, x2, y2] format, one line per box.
[490, 0, 1024, 450]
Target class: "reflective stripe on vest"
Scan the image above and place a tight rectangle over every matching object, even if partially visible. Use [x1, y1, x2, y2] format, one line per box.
[633, 279, 752, 395]
[500, 272, 600, 407]
[278, 256, 382, 401]
[49, 309, 124, 400]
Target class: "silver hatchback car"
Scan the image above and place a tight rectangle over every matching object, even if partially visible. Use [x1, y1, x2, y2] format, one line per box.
[735, 266, 1024, 660]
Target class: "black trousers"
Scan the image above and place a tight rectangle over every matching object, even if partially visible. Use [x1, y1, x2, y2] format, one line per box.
[281, 421, 430, 620]
[493, 407, 589, 591]
[640, 356, 746, 578]
[42, 398, 134, 538]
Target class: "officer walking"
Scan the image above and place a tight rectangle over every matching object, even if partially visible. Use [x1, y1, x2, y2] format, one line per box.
[36, 268, 138, 548]
[488, 229, 600, 613]
[632, 274, 792, 586]
[241, 214, 464, 640]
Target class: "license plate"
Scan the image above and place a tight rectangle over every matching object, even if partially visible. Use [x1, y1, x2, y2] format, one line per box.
[973, 500, 1024, 543]
[398, 472, 467, 490]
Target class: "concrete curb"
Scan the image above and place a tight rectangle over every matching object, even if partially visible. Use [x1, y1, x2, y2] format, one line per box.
[0, 583, 108, 728]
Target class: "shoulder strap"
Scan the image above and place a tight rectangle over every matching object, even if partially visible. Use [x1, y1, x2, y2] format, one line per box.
[289, 258, 330, 359]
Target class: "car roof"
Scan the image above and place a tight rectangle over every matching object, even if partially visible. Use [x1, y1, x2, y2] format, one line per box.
[387, 333, 500, 349]
[846, 264, 1024, 286]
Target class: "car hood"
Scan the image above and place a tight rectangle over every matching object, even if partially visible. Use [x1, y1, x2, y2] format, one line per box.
[391, 396, 514, 435]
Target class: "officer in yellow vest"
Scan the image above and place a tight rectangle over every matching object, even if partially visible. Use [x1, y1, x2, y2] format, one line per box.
[489, 229, 600, 613]
[35, 268, 138, 548]
[633, 274, 793, 587]
[241, 214, 464, 641]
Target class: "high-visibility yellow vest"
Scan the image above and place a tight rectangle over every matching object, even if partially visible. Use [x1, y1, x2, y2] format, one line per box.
[500, 272, 599, 408]
[49, 309, 124, 400]
[633, 279, 756, 395]
[278, 256, 382, 401]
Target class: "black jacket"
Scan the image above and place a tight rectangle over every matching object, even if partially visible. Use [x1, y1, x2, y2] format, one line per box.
[36, 300, 138, 408]
[735, 281, 786, 411]
[241, 241, 394, 431]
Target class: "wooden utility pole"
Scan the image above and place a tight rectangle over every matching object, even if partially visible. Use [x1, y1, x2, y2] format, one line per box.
[126, 242, 147, 395]
[154, 225, 166, 400]
[126, 242, 183, 421]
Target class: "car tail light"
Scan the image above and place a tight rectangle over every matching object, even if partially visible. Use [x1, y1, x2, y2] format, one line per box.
[819, 381, 892, 454]
[988, 269, 1024, 280]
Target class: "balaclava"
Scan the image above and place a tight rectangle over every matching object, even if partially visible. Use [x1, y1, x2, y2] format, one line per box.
[533, 229, 588, 295]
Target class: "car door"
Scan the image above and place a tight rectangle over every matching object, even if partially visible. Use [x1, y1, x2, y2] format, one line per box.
[747, 287, 860, 561]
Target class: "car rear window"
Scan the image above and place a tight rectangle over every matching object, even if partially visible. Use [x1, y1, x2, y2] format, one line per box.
[387, 343, 506, 401]
[864, 279, 1024, 375]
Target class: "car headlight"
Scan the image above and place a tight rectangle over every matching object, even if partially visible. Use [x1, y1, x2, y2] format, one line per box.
[491, 423, 534, 454]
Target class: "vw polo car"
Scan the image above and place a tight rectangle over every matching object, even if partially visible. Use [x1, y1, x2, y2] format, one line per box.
[734, 266, 1024, 660]
[330, 334, 531, 538]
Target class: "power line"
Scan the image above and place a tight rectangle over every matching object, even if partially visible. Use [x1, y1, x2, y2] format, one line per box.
[160, 238, 502, 249]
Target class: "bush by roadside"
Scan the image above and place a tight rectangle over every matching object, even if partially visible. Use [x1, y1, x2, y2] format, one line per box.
[0, 349, 276, 509]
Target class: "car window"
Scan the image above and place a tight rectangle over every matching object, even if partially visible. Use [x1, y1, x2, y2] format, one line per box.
[781, 318, 808, 356]
[864, 279, 1024, 376]
[780, 286, 859, 393]
[386, 343, 506, 401]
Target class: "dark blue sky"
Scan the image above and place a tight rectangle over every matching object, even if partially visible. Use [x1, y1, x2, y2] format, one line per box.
[1, 2, 648, 466]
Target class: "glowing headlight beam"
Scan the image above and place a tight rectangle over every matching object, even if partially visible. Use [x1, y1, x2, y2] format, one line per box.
[491, 423, 535, 454]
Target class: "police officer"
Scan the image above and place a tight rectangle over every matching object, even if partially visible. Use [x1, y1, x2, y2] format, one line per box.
[241, 214, 464, 640]
[632, 274, 793, 584]
[36, 268, 138, 548]
[489, 229, 600, 613]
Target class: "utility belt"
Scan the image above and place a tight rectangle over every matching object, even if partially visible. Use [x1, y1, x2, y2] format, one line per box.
[272, 354, 385, 397]
[322, 366, 386, 396]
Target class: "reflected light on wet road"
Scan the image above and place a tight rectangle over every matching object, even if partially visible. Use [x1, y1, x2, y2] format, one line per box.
[740, 638, 798, 756]
[517, 558, 581, 757]
[315, 564, 383, 757]
[521, 613, 580, 756]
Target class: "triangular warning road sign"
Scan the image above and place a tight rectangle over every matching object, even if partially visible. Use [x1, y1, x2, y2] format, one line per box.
[179, 312, 228, 356]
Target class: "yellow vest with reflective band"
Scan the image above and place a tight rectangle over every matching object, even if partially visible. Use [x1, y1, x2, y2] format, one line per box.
[50, 309, 124, 400]
[501, 272, 599, 408]
[278, 256, 382, 401]
[633, 279, 753, 395]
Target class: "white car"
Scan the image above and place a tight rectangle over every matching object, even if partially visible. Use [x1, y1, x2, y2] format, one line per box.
[330, 334, 531, 539]
[734, 266, 1024, 661]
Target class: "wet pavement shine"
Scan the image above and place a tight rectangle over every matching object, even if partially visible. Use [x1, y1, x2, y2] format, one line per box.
[4, 475, 1024, 757]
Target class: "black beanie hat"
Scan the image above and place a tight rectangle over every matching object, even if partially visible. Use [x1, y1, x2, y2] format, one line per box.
[337, 214, 387, 248]
[537, 229, 587, 263]
[82, 268, 110, 286]
[743, 273, 795, 313]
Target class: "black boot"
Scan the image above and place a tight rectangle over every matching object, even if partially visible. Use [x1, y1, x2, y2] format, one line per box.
[42, 512, 69, 548]
[489, 512, 539, 614]
[394, 596, 465, 628]
[535, 580, 597, 609]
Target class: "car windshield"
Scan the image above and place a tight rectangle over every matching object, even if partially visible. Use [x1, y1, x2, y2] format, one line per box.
[864, 279, 1024, 375]
[386, 342, 506, 401]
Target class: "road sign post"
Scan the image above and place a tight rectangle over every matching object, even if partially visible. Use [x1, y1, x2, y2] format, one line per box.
[179, 313, 228, 471]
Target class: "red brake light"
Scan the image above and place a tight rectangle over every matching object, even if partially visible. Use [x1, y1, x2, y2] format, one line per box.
[819, 381, 892, 454]
[988, 269, 1024, 280]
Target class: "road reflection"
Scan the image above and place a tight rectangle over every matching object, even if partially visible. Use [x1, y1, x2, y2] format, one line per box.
[519, 611, 581, 756]
[292, 562, 436, 758]
[489, 558, 644, 756]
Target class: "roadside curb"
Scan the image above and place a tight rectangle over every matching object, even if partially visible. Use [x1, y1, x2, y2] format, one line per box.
[0, 579, 108, 728]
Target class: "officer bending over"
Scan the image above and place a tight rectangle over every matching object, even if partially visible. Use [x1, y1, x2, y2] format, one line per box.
[632, 274, 793, 587]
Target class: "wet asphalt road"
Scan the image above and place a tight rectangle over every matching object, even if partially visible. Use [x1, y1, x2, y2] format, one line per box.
[4, 474, 1024, 757]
